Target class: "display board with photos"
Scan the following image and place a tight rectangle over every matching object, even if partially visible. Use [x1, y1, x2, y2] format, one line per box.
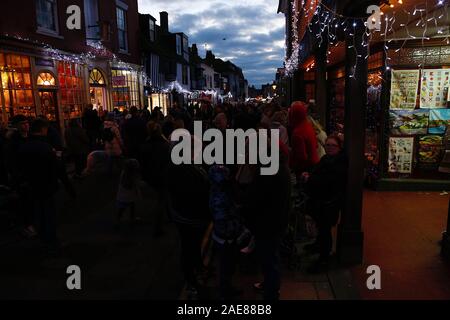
[387, 68, 450, 177]
[388, 137, 414, 173]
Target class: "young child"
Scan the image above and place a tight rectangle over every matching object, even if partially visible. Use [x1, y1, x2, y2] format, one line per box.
[115, 159, 142, 228]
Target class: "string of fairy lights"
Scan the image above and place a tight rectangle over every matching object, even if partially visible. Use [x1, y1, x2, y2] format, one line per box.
[284, 0, 450, 77]
[1, 33, 151, 87]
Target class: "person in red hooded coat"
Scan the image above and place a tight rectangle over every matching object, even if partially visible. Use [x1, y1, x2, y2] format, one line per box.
[289, 101, 320, 180]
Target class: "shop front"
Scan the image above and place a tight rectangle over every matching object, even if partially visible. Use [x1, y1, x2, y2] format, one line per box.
[376, 45, 450, 190]
[149, 91, 171, 115]
[0, 53, 35, 123]
[89, 68, 108, 113]
[111, 64, 143, 112]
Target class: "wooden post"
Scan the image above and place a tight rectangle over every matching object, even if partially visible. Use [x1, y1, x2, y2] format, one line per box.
[315, 42, 328, 128]
[336, 24, 367, 266]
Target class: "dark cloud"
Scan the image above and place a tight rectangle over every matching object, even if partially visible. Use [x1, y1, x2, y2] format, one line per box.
[138, 1, 285, 87]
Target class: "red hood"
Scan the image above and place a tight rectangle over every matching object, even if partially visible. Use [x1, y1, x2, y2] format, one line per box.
[289, 101, 308, 128]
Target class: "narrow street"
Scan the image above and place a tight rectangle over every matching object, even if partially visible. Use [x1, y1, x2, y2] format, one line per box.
[0, 172, 183, 299]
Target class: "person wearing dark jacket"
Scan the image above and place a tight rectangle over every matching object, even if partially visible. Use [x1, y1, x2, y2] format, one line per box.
[167, 137, 211, 297]
[122, 106, 147, 159]
[82, 104, 102, 150]
[65, 119, 90, 178]
[17, 118, 61, 250]
[302, 134, 347, 273]
[4, 115, 34, 236]
[139, 120, 170, 237]
[242, 137, 291, 301]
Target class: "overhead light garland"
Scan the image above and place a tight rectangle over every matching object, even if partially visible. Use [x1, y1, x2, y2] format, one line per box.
[284, 0, 300, 75]
[284, 0, 450, 77]
[1, 33, 148, 86]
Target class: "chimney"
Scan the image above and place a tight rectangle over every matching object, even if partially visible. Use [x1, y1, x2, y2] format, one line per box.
[160, 11, 169, 34]
[191, 44, 198, 56]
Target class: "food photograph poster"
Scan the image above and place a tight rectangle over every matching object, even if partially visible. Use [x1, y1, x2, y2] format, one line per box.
[388, 137, 414, 173]
[390, 70, 420, 110]
[420, 69, 450, 109]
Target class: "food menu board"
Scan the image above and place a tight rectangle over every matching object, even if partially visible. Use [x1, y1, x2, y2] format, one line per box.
[390, 70, 420, 110]
[420, 69, 450, 109]
[388, 137, 414, 173]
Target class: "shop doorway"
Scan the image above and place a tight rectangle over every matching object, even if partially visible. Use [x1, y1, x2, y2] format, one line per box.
[89, 68, 107, 112]
[90, 87, 106, 112]
[38, 90, 60, 128]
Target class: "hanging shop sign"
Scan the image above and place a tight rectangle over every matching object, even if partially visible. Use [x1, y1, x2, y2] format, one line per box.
[390, 70, 420, 110]
[429, 109, 450, 134]
[420, 69, 450, 109]
[389, 110, 429, 135]
[388, 137, 414, 174]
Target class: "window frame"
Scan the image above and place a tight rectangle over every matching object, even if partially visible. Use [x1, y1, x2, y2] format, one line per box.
[149, 19, 155, 42]
[116, 6, 128, 52]
[35, 0, 60, 36]
[176, 35, 182, 56]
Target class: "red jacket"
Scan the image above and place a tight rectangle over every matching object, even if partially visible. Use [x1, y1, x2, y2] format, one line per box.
[289, 102, 320, 175]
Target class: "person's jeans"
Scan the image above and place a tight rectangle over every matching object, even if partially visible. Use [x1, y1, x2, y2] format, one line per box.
[32, 195, 58, 246]
[73, 153, 87, 175]
[216, 241, 239, 297]
[255, 235, 282, 300]
[176, 223, 208, 288]
[316, 219, 332, 260]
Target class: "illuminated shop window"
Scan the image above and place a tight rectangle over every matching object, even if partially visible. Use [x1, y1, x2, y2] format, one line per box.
[89, 68, 105, 85]
[111, 68, 140, 111]
[57, 61, 85, 120]
[0, 53, 35, 120]
[37, 72, 56, 86]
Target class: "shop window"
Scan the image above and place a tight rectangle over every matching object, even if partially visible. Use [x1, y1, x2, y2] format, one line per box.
[37, 72, 56, 86]
[0, 53, 35, 120]
[36, 0, 59, 34]
[111, 68, 140, 111]
[116, 7, 128, 52]
[57, 61, 85, 120]
[89, 68, 105, 85]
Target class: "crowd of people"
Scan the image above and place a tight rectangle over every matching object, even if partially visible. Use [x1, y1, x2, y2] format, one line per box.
[0, 98, 347, 301]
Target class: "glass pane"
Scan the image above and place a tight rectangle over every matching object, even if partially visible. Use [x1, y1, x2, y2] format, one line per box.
[65, 63, 71, 76]
[16, 90, 26, 105]
[14, 72, 24, 88]
[23, 73, 31, 88]
[58, 61, 64, 74]
[1, 72, 9, 89]
[7, 55, 22, 68]
[61, 89, 67, 104]
[3, 90, 10, 106]
[21, 56, 30, 68]
[26, 90, 32, 104]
